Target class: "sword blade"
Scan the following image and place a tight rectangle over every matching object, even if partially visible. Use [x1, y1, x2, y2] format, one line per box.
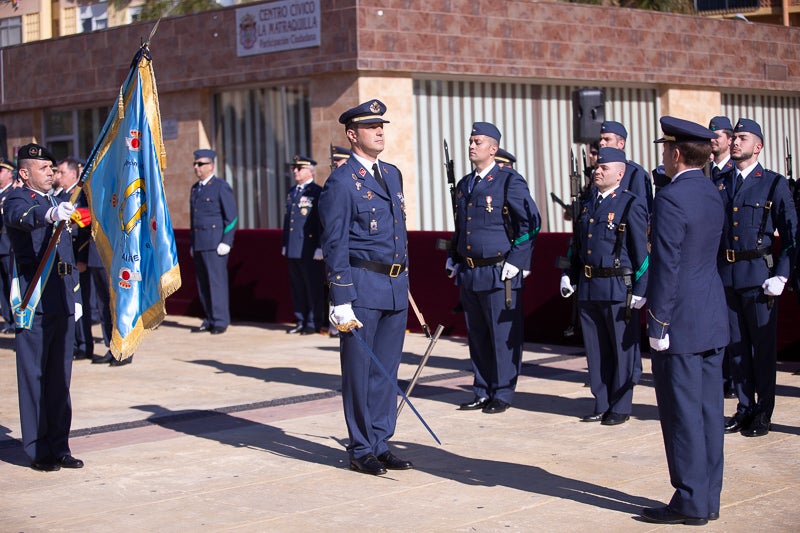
[397, 324, 444, 417]
[350, 329, 441, 445]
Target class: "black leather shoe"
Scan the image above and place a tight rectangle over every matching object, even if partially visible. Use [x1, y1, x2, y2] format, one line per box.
[741, 412, 770, 437]
[724, 412, 750, 433]
[286, 324, 304, 334]
[349, 454, 387, 475]
[91, 351, 113, 364]
[640, 506, 708, 526]
[708, 512, 719, 521]
[58, 455, 84, 469]
[377, 451, 413, 470]
[110, 356, 133, 367]
[31, 460, 60, 472]
[301, 327, 317, 335]
[2, 324, 15, 334]
[482, 398, 510, 414]
[210, 326, 227, 335]
[458, 396, 489, 410]
[191, 324, 209, 333]
[73, 350, 89, 360]
[580, 412, 604, 422]
[601, 412, 630, 426]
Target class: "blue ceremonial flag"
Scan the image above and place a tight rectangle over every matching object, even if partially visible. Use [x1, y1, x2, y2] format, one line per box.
[82, 45, 181, 359]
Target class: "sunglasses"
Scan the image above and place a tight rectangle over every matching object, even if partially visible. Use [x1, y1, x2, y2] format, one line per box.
[193, 161, 212, 167]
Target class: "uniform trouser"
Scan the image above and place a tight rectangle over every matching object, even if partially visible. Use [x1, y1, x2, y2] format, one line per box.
[78, 266, 113, 357]
[287, 258, 324, 330]
[16, 312, 74, 463]
[339, 306, 406, 460]
[193, 250, 230, 328]
[460, 284, 523, 404]
[0, 254, 13, 325]
[578, 301, 642, 416]
[725, 286, 777, 419]
[651, 348, 724, 519]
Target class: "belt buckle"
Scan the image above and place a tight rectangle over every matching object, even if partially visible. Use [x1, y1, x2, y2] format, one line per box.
[57, 262, 72, 278]
[389, 263, 402, 277]
[466, 257, 475, 269]
[725, 249, 736, 263]
[584, 265, 592, 278]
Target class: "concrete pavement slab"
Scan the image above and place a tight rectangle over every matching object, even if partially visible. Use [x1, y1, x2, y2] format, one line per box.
[0, 315, 798, 531]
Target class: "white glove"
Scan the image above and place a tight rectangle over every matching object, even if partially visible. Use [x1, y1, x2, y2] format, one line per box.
[630, 295, 647, 309]
[216, 242, 231, 256]
[560, 274, 575, 298]
[649, 334, 670, 352]
[46, 202, 75, 223]
[501, 262, 520, 281]
[313, 248, 324, 261]
[523, 270, 530, 278]
[329, 303, 363, 332]
[762, 276, 787, 296]
[445, 257, 459, 278]
[281, 246, 286, 257]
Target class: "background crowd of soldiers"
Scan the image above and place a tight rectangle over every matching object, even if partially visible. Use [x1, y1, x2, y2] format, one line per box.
[558, 116, 797, 440]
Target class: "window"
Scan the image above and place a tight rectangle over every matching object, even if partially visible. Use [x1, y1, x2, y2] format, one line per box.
[0, 17, 22, 47]
[213, 85, 310, 229]
[43, 107, 109, 163]
[79, 4, 108, 33]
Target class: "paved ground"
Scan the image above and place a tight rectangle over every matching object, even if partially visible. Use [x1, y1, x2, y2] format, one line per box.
[0, 315, 798, 532]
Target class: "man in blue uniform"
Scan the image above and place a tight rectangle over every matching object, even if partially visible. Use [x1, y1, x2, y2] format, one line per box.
[5, 143, 84, 471]
[494, 148, 516, 169]
[641, 117, 729, 526]
[560, 147, 648, 426]
[598, 121, 654, 212]
[53, 157, 90, 361]
[189, 149, 237, 335]
[720, 118, 797, 438]
[330, 145, 350, 170]
[707, 116, 737, 398]
[282, 155, 324, 335]
[319, 99, 413, 476]
[446, 122, 540, 414]
[709, 116, 736, 186]
[0, 157, 17, 333]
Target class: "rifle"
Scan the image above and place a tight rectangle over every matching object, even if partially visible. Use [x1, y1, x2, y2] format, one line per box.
[786, 136, 795, 194]
[444, 139, 457, 226]
[556, 149, 582, 337]
[329, 143, 336, 172]
[436, 140, 459, 253]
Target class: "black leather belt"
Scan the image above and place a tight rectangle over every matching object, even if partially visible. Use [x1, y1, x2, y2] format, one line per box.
[720, 246, 771, 263]
[350, 257, 406, 277]
[583, 265, 633, 278]
[57, 262, 73, 278]
[462, 256, 504, 268]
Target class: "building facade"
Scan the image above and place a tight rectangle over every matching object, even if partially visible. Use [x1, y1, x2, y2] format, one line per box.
[0, 0, 798, 232]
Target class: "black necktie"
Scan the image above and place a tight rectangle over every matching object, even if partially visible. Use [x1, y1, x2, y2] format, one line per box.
[372, 163, 388, 195]
[469, 173, 481, 194]
[594, 194, 603, 210]
[295, 185, 303, 201]
[735, 174, 744, 194]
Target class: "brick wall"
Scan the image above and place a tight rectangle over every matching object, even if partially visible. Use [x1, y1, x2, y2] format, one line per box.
[1, 0, 797, 112]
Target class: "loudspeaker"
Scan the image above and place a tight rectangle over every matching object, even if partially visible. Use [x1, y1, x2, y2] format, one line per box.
[572, 88, 605, 144]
